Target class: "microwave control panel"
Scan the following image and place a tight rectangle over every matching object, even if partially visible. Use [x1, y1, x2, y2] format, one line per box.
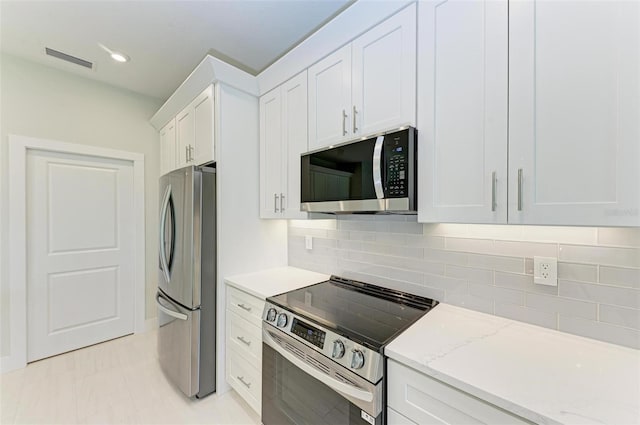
[384, 132, 410, 197]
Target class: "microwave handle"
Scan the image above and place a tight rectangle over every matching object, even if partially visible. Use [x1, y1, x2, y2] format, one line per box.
[372, 136, 385, 199]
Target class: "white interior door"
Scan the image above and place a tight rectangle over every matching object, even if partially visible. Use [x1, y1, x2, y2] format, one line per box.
[26, 149, 135, 362]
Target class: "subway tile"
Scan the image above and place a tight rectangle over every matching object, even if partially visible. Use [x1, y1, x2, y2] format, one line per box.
[520, 226, 598, 245]
[468, 283, 524, 306]
[559, 316, 640, 350]
[463, 224, 524, 240]
[599, 266, 640, 289]
[559, 244, 640, 268]
[444, 291, 494, 315]
[402, 260, 446, 276]
[289, 219, 337, 230]
[423, 274, 467, 293]
[348, 231, 376, 242]
[467, 254, 524, 274]
[374, 233, 407, 245]
[424, 248, 468, 266]
[337, 239, 362, 251]
[599, 304, 640, 330]
[557, 262, 598, 283]
[445, 237, 494, 254]
[492, 240, 558, 258]
[388, 221, 425, 234]
[525, 293, 597, 320]
[326, 230, 349, 240]
[558, 280, 640, 309]
[288, 227, 329, 238]
[387, 245, 424, 259]
[445, 265, 493, 284]
[337, 220, 379, 232]
[423, 223, 469, 237]
[597, 227, 640, 248]
[494, 303, 558, 330]
[405, 235, 446, 249]
[494, 271, 558, 295]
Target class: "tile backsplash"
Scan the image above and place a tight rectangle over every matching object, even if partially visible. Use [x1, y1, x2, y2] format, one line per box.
[288, 217, 640, 349]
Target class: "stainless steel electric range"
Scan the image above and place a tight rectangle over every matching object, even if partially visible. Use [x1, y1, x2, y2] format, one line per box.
[261, 276, 438, 425]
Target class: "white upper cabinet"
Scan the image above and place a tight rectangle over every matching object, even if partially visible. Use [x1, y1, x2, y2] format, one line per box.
[308, 4, 417, 151]
[418, 0, 508, 224]
[259, 88, 283, 218]
[174, 85, 215, 170]
[308, 45, 352, 151]
[509, 0, 639, 226]
[192, 85, 215, 166]
[352, 4, 416, 137]
[260, 71, 308, 219]
[282, 72, 308, 219]
[159, 118, 176, 176]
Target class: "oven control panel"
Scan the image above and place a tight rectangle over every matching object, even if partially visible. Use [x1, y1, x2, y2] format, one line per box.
[262, 302, 384, 384]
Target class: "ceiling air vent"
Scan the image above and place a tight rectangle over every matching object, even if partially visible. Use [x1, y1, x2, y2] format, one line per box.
[45, 47, 93, 69]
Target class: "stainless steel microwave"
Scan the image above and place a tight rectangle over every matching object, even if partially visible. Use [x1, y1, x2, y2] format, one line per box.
[300, 127, 417, 213]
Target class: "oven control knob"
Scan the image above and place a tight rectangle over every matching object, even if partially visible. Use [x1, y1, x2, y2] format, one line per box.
[331, 340, 345, 359]
[276, 312, 288, 328]
[351, 349, 365, 369]
[266, 308, 277, 322]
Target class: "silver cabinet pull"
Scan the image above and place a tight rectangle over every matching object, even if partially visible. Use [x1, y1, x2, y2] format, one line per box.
[185, 146, 189, 163]
[517, 168, 523, 211]
[353, 105, 358, 133]
[280, 193, 285, 213]
[237, 376, 251, 388]
[342, 109, 348, 136]
[274, 193, 279, 213]
[237, 336, 251, 346]
[491, 171, 497, 212]
[238, 303, 252, 312]
[189, 145, 195, 162]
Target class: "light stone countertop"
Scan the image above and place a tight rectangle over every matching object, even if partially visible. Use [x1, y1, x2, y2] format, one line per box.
[224, 266, 330, 300]
[385, 303, 640, 425]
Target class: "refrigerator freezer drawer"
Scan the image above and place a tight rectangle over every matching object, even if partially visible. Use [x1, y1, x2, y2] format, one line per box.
[157, 291, 200, 397]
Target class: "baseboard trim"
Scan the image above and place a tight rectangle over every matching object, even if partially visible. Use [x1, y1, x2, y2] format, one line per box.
[1, 354, 26, 374]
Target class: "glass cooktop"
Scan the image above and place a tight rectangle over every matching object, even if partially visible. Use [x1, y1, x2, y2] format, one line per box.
[267, 276, 438, 351]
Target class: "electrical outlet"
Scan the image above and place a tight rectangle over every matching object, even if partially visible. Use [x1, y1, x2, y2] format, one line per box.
[534, 256, 557, 286]
[305, 235, 313, 250]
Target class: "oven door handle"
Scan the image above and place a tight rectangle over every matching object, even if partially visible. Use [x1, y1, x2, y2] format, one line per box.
[263, 328, 374, 403]
[372, 135, 385, 199]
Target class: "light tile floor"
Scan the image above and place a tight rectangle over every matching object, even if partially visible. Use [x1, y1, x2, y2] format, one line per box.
[0, 331, 261, 424]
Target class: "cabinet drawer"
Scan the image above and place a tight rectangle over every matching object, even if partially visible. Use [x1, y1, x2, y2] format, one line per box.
[227, 310, 262, 366]
[226, 286, 264, 327]
[227, 349, 261, 414]
[388, 407, 418, 425]
[388, 360, 532, 425]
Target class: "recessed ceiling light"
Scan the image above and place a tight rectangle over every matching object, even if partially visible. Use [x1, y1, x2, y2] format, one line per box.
[98, 43, 130, 63]
[110, 52, 129, 63]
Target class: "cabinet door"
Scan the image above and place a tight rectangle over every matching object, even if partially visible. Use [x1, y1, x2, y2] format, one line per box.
[352, 4, 416, 136]
[160, 119, 176, 175]
[509, 0, 639, 226]
[308, 44, 352, 151]
[176, 106, 194, 168]
[282, 71, 308, 219]
[193, 85, 215, 165]
[417, 0, 508, 224]
[259, 88, 283, 218]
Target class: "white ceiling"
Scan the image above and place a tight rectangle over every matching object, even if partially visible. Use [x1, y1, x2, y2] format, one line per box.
[0, 0, 352, 101]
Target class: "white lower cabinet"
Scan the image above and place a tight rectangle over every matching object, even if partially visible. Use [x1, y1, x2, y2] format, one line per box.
[387, 360, 532, 425]
[225, 286, 264, 414]
[387, 407, 418, 425]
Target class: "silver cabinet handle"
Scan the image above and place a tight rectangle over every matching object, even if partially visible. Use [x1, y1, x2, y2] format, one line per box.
[185, 146, 189, 163]
[342, 109, 348, 136]
[280, 193, 285, 213]
[353, 105, 358, 133]
[238, 303, 252, 312]
[189, 145, 194, 162]
[237, 376, 251, 388]
[491, 171, 497, 212]
[237, 336, 251, 346]
[517, 168, 523, 211]
[274, 193, 279, 213]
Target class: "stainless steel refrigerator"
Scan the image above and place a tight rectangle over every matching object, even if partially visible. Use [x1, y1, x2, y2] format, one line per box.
[156, 165, 216, 398]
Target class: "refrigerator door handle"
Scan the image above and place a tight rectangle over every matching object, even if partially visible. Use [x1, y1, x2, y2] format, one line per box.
[159, 185, 172, 284]
[156, 293, 188, 321]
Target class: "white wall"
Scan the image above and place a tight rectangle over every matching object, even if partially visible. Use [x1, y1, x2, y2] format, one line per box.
[0, 53, 162, 358]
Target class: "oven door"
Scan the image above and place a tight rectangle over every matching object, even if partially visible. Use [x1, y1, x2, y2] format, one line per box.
[262, 325, 382, 425]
